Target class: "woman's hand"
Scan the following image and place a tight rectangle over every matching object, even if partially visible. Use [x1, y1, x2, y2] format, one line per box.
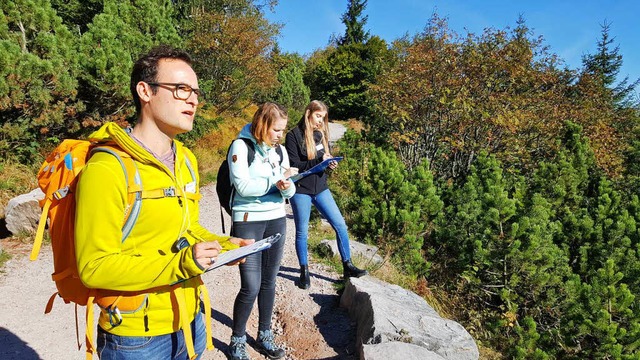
[323, 153, 338, 170]
[276, 178, 293, 191]
[283, 167, 299, 179]
[226, 237, 255, 266]
[229, 237, 255, 247]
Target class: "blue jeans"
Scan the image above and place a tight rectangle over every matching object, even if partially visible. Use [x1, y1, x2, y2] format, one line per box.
[231, 217, 286, 337]
[290, 189, 351, 266]
[96, 307, 207, 360]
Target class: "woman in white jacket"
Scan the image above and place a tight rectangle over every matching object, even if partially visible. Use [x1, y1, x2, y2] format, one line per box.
[227, 102, 297, 360]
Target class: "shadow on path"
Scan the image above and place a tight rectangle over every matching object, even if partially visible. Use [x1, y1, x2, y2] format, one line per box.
[310, 293, 357, 359]
[278, 265, 341, 285]
[210, 308, 232, 353]
[0, 327, 40, 360]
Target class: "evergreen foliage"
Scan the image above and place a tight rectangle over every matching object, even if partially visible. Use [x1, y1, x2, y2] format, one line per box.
[0, 0, 82, 160]
[332, 121, 640, 357]
[305, 36, 392, 120]
[581, 21, 639, 108]
[77, 0, 181, 125]
[333, 131, 441, 276]
[304, 0, 392, 120]
[338, 0, 370, 46]
[50, 0, 102, 34]
[262, 50, 310, 120]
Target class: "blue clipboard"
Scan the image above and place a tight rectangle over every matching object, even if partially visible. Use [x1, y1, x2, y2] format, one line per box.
[289, 156, 343, 183]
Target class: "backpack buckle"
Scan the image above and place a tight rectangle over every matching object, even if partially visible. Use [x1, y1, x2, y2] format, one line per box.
[106, 305, 123, 327]
[163, 187, 176, 197]
[53, 186, 70, 200]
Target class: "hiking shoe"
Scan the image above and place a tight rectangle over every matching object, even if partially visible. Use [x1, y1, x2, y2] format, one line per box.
[229, 334, 250, 360]
[256, 329, 285, 359]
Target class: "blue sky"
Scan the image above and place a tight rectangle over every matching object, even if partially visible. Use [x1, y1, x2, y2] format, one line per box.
[264, 0, 640, 85]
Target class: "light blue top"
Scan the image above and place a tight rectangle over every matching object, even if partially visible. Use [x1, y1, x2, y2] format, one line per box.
[229, 123, 295, 222]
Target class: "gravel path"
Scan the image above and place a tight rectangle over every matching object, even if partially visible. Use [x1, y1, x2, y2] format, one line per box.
[0, 123, 356, 360]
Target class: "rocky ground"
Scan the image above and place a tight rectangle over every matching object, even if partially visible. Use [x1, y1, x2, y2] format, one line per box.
[0, 123, 358, 360]
[0, 183, 357, 360]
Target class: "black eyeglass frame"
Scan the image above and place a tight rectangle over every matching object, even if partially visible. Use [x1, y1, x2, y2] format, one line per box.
[146, 82, 204, 100]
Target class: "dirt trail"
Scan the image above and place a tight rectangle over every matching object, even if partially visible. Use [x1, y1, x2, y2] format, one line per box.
[0, 123, 356, 360]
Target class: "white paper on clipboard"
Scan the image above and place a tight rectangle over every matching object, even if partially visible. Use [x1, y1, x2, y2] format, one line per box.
[205, 233, 282, 272]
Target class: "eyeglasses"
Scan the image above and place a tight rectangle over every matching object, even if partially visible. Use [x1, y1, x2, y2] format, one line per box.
[146, 82, 204, 100]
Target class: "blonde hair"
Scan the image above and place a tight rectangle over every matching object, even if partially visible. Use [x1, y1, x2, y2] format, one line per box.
[251, 102, 288, 145]
[301, 100, 330, 159]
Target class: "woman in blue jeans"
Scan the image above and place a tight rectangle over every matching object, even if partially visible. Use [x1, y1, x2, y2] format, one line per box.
[284, 100, 367, 290]
[227, 103, 297, 360]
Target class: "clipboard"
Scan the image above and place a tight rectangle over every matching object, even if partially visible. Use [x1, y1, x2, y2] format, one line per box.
[205, 233, 282, 272]
[289, 156, 343, 182]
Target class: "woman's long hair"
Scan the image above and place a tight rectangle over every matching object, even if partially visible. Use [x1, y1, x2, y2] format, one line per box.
[300, 100, 330, 160]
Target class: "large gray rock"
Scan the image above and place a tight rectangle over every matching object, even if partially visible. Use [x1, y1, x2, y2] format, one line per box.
[318, 239, 384, 265]
[4, 188, 44, 235]
[362, 341, 446, 360]
[341, 276, 479, 360]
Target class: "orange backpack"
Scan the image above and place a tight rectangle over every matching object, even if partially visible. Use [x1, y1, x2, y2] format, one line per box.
[29, 139, 212, 360]
[29, 139, 141, 358]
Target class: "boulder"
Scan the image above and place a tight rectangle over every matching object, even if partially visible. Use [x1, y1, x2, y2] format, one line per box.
[361, 341, 446, 360]
[318, 239, 383, 265]
[341, 276, 479, 360]
[4, 188, 44, 235]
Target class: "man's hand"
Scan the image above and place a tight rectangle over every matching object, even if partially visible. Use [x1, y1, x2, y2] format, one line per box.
[227, 237, 255, 266]
[193, 241, 223, 268]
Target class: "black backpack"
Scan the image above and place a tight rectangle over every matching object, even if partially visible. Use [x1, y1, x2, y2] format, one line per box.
[216, 138, 283, 232]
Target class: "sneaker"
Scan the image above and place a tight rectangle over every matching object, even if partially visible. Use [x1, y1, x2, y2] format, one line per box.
[229, 334, 250, 360]
[256, 329, 285, 359]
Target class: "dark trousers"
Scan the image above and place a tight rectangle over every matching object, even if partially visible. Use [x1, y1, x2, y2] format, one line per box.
[231, 217, 286, 337]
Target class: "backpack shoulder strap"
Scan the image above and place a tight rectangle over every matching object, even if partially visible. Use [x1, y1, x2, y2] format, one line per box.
[239, 138, 256, 165]
[276, 144, 284, 164]
[90, 145, 141, 242]
[181, 150, 201, 201]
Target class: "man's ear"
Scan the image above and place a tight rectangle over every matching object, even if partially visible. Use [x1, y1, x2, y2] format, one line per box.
[137, 81, 152, 103]
[305, 109, 310, 120]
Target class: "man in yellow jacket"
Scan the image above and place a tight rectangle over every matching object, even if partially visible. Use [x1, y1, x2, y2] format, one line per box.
[75, 45, 246, 360]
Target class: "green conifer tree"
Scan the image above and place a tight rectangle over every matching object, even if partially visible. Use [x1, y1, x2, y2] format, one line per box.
[562, 260, 638, 358]
[581, 21, 638, 107]
[0, 0, 82, 159]
[264, 51, 310, 120]
[337, 0, 370, 46]
[339, 146, 440, 276]
[77, 0, 181, 124]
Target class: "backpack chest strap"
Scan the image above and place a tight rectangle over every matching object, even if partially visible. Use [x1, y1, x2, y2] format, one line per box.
[128, 185, 201, 200]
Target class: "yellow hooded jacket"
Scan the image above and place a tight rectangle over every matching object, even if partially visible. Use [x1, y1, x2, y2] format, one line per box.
[75, 122, 235, 337]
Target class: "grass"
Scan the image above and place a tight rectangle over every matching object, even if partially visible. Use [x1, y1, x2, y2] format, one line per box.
[0, 251, 11, 273]
[0, 160, 38, 218]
